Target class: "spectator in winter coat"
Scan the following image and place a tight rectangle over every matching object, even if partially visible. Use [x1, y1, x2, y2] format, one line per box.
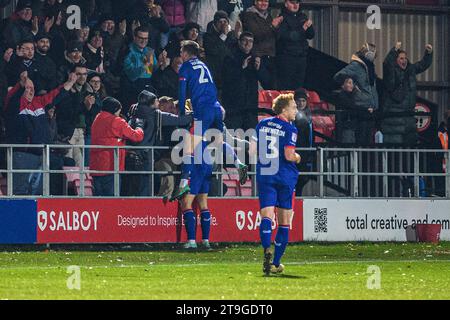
[218, 0, 244, 27]
[89, 97, 144, 197]
[55, 64, 93, 167]
[3, 71, 78, 195]
[121, 26, 160, 111]
[240, 0, 283, 89]
[34, 32, 57, 93]
[124, 90, 192, 196]
[293, 88, 314, 196]
[334, 77, 361, 144]
[98, 15, 127, 69]
[84, 72, 107, 166]
[381, 41, 433, 146]
[2, 0, 34, 48]
[57, 40, 87, 84]
[83, 29, 106, 74]
[5, 38, 55, 95]
[160, 0, 186, 29]
[222, 31, 269, 131]
[334, 42, 379, 146]
[129, 0, 170, 52]
[164, 22, 201, 60]
[203, 10, 238, 90]
[276, 0, 314, 90]
[152, 56, 183, 99]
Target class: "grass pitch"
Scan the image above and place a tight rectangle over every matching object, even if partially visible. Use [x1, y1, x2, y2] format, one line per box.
[1, 242, 450, 300]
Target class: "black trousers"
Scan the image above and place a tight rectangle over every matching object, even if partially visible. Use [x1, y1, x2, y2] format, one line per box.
[277, 55, 307, 91]
[259, 56, 278, 90]
[225, 110, 258, 132]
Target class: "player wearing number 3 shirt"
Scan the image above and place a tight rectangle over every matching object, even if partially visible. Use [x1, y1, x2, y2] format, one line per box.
[250, 94, 301, 276]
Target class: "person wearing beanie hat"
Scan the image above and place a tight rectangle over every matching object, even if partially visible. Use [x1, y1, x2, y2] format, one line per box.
[294, 88, 308, 102]
[101, 97, 122, 115]
[34, 31, 58, 92]
[293, 88, 314, 197]
[123, 89, 192, 197]
[99, 16, 127, 69]
[99, 14, 115, 28]
[34, 32, 52, 43]
[137, 90, 158, 107]
[89, 96, 144, 196]
[15, 0, 32, 13]
[67, 40, 83, 54]
[213, 10, 229, 24]
[56, 40, 86, 84]
[334, 42, 379, 146]
[84, 29, 105, 73]
[203, 10, 237, 89]
[2, 0, 33, 48]
[294, 88, 312, 132]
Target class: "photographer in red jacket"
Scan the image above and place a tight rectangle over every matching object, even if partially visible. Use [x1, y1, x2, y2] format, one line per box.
[89, 97, 144, 196]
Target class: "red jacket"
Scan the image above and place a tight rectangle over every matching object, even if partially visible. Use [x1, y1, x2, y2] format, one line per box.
[89, 111, 144, 175]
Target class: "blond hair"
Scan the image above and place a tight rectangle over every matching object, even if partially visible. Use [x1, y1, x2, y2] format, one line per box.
[272, 93, 295, 115]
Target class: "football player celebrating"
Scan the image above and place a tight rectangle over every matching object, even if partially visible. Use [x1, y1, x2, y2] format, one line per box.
[250, 93, 301, 275]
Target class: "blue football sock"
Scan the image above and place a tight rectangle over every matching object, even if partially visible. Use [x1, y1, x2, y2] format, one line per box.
[183, 210, 196, 241]
[201, 210, 211, 241]
[181, 155, 194, 181]
[273, 226, 290, 267]
[260, 218, 272, 250]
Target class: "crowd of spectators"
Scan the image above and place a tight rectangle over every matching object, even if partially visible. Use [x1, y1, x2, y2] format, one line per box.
[0, 0, 440, 197]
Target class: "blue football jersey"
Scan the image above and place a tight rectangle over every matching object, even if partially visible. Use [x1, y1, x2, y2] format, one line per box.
[179, 58, 218, 116]
[254, 117, 299, 187]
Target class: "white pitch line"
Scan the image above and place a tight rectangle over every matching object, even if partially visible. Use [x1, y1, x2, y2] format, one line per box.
[0, 260, 450, 271]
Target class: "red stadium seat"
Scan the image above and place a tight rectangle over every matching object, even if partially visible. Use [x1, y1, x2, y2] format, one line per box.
[308, 100, 335, 143]
[258, 90, 281, 110]
[239, 180, 253, 197]
[74, 179, 93, 188]
[223, 168, 242, 197]
[63, 167, 93, 195]
[74, 179, 94, 196]
[306, 90, 321, 104]
[75, 185, 94, 196]
[223, 179, 240, 196]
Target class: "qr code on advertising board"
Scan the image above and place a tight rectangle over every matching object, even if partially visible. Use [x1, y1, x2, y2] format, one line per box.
[314, 208, 328, 233]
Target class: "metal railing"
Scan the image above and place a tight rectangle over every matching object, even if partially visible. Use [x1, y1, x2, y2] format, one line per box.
[0, 144, 449, 199]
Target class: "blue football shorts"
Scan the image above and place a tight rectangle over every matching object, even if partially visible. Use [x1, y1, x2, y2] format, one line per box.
[257, 182, 296, 210]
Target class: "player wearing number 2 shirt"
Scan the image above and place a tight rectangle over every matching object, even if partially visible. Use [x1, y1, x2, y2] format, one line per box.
[250, 93, 301, 276]
[174, 40, 223, 198]
[175, 40, 224, 250]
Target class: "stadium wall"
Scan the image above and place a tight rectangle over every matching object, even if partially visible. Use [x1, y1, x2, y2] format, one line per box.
[1, 199, 449, 244]
[303, 199, 450, 241]
[0, 200, 36, 244]
[35, 199, 303, 244]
